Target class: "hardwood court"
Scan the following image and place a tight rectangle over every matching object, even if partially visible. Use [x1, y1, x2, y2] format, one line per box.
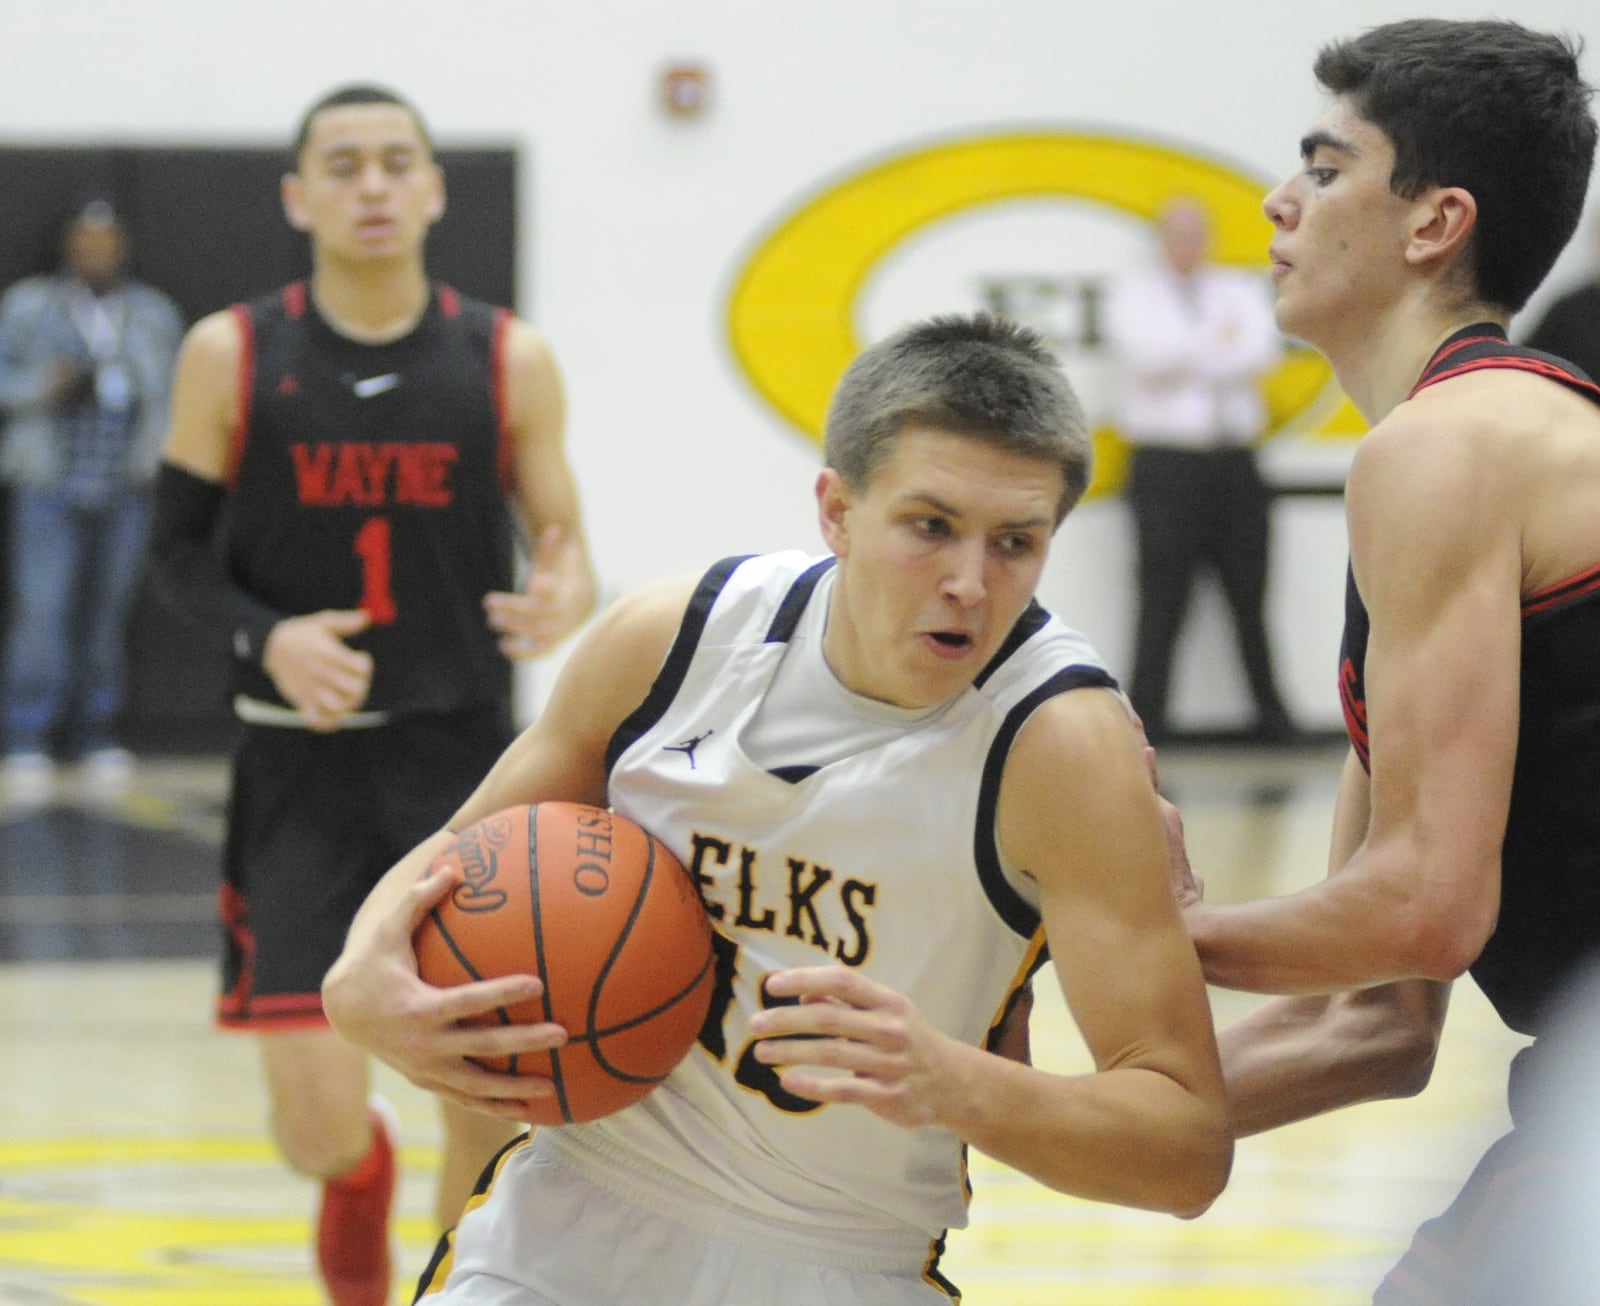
[0, 746, 1526, 1305]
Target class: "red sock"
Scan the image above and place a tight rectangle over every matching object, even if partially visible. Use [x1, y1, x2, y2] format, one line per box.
[317, 1109, 396, 1306]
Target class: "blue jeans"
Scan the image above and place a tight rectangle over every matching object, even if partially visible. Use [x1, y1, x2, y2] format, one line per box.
[2, 483, 153, 755]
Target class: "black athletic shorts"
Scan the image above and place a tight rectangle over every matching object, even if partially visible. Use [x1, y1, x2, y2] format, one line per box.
[216, 704, 514, 1030]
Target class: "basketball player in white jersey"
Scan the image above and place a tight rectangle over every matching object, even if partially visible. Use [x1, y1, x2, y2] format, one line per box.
[325, 313, 1231, 1304]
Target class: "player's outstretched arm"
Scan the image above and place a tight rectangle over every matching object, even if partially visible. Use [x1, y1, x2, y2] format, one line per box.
[1204, 749, 1452, 1135]
[751, 687, 1232, 1218]
[323, 573, 696, 1113]
[1217, 980, 1450, 1137]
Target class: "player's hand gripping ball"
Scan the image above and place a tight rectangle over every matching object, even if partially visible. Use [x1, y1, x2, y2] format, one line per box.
[414, 802, 715, 1124]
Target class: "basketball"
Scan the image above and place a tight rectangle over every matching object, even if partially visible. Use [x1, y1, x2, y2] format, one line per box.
[413, 802, 715, 1125]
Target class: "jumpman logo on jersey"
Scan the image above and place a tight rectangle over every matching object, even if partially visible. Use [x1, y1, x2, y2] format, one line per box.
[663, 730, 714, 769]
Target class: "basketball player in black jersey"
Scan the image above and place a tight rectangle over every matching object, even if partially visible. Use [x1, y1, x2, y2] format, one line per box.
[148, 86, 596, 1306]
[1161, 20, 1600, 1304]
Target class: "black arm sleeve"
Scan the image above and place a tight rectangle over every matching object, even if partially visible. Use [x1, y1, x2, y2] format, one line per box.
[148, 460, 285, 669]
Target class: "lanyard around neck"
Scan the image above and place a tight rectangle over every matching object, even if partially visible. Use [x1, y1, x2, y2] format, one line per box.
[67, 288, 126, 361]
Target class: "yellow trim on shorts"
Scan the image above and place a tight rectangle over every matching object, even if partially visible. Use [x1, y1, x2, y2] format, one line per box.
[415, 1128, 538, 1298]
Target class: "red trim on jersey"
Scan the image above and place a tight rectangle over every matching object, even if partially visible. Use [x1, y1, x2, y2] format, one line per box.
[1405, 331, 1500, 399]
[282, 280, 307, 318]
[1524, 559, 1600, 616]
[1408, 344, 1600, 619]
[438, 282, 462, 318]
[1339, 657, 1371, 770]
[490, 307, 516, 493]
[1418, 332, 1491, 378]
[1416, 353, 1600, 398]
[225, 304, 257, 489]
[1410, 332, 1600, 402]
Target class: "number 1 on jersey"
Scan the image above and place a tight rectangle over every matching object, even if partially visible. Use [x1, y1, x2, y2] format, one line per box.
[354, 516, 398, 624]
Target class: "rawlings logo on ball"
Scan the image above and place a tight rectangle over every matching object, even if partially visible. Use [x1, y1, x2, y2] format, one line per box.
[450, 813, 513, 913]
[415, 802, 716, 1125]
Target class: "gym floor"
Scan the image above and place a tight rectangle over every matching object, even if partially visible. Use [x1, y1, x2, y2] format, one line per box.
[0, 744, 1525, 1305]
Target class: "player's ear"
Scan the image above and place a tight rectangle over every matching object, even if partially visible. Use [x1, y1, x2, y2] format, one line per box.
[281, 171, 311, 233]
[1405, 186, 1476, 272]
[426, 162, 446, 224]
[816, 468, 851, 555]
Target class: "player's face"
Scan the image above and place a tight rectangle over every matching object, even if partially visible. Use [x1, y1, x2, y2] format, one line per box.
[817, 425, 1060, 710]
[283, 103, 444, 264]
[1262, 99, 1417, 352]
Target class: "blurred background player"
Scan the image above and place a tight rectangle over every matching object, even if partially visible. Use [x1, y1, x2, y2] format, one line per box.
[1104, 197, 1298, 745]
[0, 199, 184, 799]
[148, 84, 597, 1306]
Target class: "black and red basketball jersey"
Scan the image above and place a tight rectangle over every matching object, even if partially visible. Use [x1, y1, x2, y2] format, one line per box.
[1339, 322, 1600, 1034]
[220, 281, 517, 716]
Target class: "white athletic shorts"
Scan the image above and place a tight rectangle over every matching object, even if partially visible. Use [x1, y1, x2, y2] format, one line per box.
[417, 1128, 961, 1305]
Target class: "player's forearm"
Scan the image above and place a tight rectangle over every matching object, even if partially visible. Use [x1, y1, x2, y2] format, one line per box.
[1218, 984, 1445, 1137]
[148, 461, 285, 666]
[1218, 995, 1359, 1136]
[951, 1048, 1232, 1217]
[1184, 862, 1459, 994]
[447, 735, 550, 832]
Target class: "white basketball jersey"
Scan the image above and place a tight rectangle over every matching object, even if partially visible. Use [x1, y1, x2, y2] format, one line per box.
[563, 551, 1114, 1243]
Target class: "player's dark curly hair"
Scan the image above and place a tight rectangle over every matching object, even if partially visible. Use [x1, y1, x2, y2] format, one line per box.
[824, 313, 1091, 524]
[1315, 19, 1596, 313]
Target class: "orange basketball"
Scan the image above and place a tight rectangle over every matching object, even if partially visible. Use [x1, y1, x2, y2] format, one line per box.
[413, 802, 715, 1125]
